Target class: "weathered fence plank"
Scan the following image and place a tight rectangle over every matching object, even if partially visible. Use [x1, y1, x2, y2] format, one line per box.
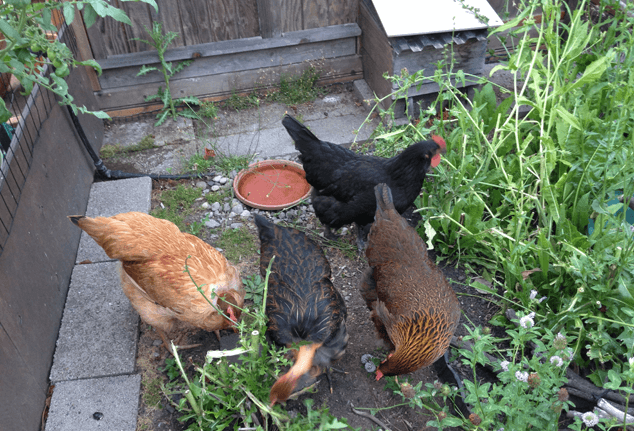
[121, 1, 154, 52]
[236, 0, 260, 39]
[303, 0, 329, 30]
[98, 38, 357, 89]
[98, 24, 361, 69]
[179, 0, 215, 46]
[95, 55, 362, 111]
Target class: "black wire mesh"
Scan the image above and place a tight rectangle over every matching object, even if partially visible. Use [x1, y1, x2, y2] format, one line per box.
[0, 12, 78, 256]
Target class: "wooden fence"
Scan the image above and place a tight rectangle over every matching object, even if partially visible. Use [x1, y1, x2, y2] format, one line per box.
[76, 0, 361, 114]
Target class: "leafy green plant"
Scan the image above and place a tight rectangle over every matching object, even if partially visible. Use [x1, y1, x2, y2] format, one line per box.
[183, 152, 214, 174]
[361, 0, 634, 376]
[0, 0, 157, 122]
[198, 100, 218, 119]
[242, 274, 265, 308]
[134, 22, 200, 126]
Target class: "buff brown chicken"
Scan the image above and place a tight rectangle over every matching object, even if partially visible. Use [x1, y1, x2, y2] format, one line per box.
[68, 212, 244, 353]
[359, 184, 461, 379]
[254, 214, 348, 406]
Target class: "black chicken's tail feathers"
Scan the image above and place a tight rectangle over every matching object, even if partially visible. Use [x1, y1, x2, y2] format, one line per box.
[373, 183, 396, 218]
[68, 215, 86, 226]
[254, 213, 275, 242]
[282, 114, 319, 148]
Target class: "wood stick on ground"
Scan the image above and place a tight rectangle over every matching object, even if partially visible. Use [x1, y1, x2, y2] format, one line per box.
[350, 403, 392, 431]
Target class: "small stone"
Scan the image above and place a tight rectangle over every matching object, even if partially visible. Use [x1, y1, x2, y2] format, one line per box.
[219, 177, 228, 185]
[231, 198, 240, 206]
[152, 339, 163, 347]
[205, 219, 220, 228]
[341, 227, 348, 235]
[213, 175, 222, 182]
[231, 204, 244, 214]
[211, 185, 220, 192]
[240, 210, 251, 218]
[223, 203, 231, 212]
[195, 181, 207, 188]
[211, 202, 221, 211]
[201, 202, 210, 209]
[228, 212, 236, 218]
[230, 223, 243, 229]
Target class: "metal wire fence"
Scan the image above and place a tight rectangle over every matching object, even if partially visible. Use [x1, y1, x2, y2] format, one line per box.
[0, 16, 78, 257]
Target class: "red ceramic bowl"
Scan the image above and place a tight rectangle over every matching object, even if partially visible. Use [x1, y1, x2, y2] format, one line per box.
[233, 160, 312, 210]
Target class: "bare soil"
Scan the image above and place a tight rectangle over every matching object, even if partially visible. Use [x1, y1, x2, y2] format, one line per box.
[130, 178, 501, 431]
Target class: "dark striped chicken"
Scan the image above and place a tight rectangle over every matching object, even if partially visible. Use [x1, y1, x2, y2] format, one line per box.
[359, 184, 461, 379]
[282, 114, 446, 249]
[254, 214, 348, 405]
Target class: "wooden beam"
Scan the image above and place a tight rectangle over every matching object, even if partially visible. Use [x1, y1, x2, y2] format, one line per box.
[97, 55, 362, 112]
[97, 23, 361, 70]
[97, 37, 357, 89]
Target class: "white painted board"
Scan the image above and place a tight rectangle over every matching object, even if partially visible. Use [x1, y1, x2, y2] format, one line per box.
[372, 0, 504, 37]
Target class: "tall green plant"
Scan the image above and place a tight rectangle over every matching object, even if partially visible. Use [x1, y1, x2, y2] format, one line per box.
[135, 22, 200, 126]
[364, 0, 634, 379]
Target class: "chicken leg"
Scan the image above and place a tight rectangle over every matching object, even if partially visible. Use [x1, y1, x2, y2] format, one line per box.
[156, 329, 202, 356]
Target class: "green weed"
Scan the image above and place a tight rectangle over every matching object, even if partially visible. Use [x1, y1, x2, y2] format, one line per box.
[266, 67, 323, 105]
[150, 185, 201, 230]
[99, 135, 157, 158]
[213, 153, 251, 175]
[242, 274, 265, 310]
[224, 90, 260, 111]
[183, 152, 214, 174]
[198, 100, 218, 119]
[134, 23, 200, 126]
[205, 187, 232, 204]
[352, 0, 634, 428]
[141, 376, 163, 408]
[216, 227, 258, 263]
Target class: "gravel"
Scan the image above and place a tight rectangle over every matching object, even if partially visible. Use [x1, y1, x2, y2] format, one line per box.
[195, 172, 324, 232]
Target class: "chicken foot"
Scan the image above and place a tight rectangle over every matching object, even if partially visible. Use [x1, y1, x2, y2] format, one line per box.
[325, 366, 348, 394]
[157, 329, 201, 356]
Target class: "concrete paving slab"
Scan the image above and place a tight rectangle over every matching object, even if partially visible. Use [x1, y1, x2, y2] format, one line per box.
[45, 374, 141, 431]
[104, 116, 195, 148]
[49, 261, 138, 383]
[75, 177, 152, 264]
[212, 111, 378, 160]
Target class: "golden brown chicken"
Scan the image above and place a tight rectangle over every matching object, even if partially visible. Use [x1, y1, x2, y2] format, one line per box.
[254, 214, 348, 406]
[359, 184, 460, 379]
[68, 212, 244, 352]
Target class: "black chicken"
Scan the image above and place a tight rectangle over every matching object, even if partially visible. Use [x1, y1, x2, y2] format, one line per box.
[253, 214, 348, 406]
[282, 114, 446, 249]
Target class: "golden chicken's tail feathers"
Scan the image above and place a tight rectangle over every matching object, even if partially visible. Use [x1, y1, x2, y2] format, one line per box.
[68, 215, 85, 226]
[269, 343, 322, 406]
